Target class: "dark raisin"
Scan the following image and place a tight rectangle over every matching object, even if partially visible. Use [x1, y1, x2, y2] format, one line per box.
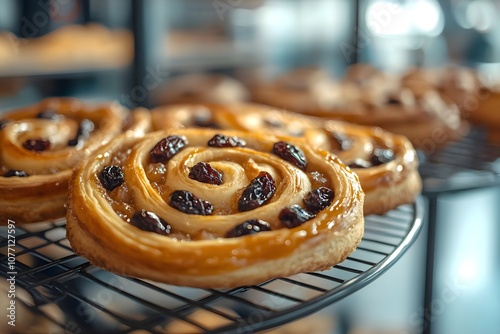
[370, 148, 395, 166]
[193, 115, 221, 129]
[130, 210, 171, 235]
[99, 165, 124, 191]
[348, 159, 372, 169]
[149, 135, 188, 163]
[279, 205, 315, 229]
[36, 110, 61, 120]
[386, 97, 401, 105]
[189, 162, 222, 185]
[4, 170, 28, 177]
[169, 190, 213, 215]
[0, 119, 12, 130]
[272, 141, 307, 170]
[67, 138, 80, 147]
[23, 138, 51, 152]
[303, 187, 334, 214]
[238, 171, 276, 212]
[331, 132, 353, 151]
[207, 134, 246, 148]
[225, 219, 271, 238]
[68, 119, 95, 147]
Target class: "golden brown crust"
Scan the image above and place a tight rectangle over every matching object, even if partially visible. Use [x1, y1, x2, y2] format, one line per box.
[66, 128, 364, 288]
[151, 103, 421, 215]
[0, 98, 150, 224]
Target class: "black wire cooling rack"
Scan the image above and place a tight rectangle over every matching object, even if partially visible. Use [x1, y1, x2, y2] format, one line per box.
[418, 127, 500, 195]
[0, 200, 423, 334]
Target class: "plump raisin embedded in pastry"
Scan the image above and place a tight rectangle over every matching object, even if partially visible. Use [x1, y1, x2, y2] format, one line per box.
[207, 134, 246, 147]
[130, 210, 171, 235]
[4, 170, 28, 177]
[348, 148, 395, 169]
[238, 171, 277, 212]
[149, 135, 188, 163]
[279, 204, 315, 229]
[169, 190, 214, 215]
[188, 162, 223, 185]
[303, 186, 335, 214]
[22, 138, 51, 151]
[225, 219, 272, 238]
[272, 141, 308, 170]
[66, 128, 365, 288]
[370, 148, 395, 166]
[99, 165, 125, 191]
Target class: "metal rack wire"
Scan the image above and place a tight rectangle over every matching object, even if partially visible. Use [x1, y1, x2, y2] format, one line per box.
[0, 199, 423, 334]
[418, 126, 500, 334]
[419, 127, 500, 195]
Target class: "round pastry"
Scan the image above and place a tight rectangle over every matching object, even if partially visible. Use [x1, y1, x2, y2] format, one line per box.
[401, 65, 488, 119]
[0, 97, 150, 224]
[250, 67, 338, 114]
[19, 23, 133, 70]
[66, 128, 364, 288]
[151, 103, 421, 215]
[250, 66, 468, 151]
[468, 86, 500, 143]
[154, 73, 249, 106]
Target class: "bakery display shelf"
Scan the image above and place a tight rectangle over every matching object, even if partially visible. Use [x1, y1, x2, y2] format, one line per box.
[0, 199, 423, 334]
[419, 127, 500, 195]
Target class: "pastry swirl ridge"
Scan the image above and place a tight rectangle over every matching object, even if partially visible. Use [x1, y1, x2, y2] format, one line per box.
[67, 128, 364, 288]
[0, 97, 150, 224]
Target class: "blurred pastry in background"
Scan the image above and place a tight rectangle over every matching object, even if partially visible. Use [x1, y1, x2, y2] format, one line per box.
[249, 65, 468, 151]
[402, 65, 500, 143]
[468, 83, 500, 144]
[154, 73, 249, 106]
[0, 24, 133, 74]
[401, 65, 486, 119]
[0, 31, 19, 66]
[250, 67, 338, 113]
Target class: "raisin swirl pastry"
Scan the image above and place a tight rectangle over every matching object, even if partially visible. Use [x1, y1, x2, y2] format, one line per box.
[250, 66, 468, 150]
[66, 128, 364, 288]
[151, 103, 421, 215]
[0, 98, 150, 224]
[154, 73, 249, 106]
